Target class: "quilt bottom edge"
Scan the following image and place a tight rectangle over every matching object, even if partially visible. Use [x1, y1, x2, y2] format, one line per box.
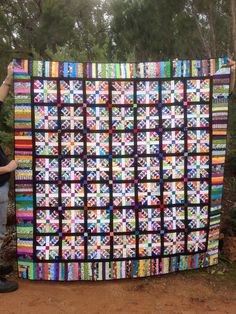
[17, 250, 218, 281]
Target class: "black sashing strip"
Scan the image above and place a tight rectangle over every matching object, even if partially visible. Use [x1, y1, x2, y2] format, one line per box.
[31, 126, 210, 133]
[159, 79, 164, 257]
[82, 79, 88, 260]
[34, 203, 208, 210]
[183, 78, 188, 253]
[32, 152, 212, 160]
[57, 79, 62, 260]
[133, 80, 139, 258]
[33, 226, 207, 237]
[108, 80, 113, 259]
[32, 75, 212, 82]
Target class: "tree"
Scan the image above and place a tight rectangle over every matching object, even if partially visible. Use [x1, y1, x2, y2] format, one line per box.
[230, 0, 236, 58]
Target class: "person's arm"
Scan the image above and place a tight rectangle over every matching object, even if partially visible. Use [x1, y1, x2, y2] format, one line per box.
[0, 160, 17, 175]
[0, 63, 13, 102]
[228, 59, 236, 94]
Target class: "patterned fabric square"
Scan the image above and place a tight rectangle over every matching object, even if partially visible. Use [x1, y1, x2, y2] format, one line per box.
[87, 183, 110, 207]
[136, 81, 159, 104]
[112, 133, 134, 155]
[137, 106, 159, 129]
[187, 104, 209, 127]
[163, 207, 185, 230]
[36, 235, 59, 260]
[113, 208, 135, 232]
[87, 133, 109, 155]
[62, 236, 84, 259]
[34, 106, 58, 129]
[34, 80, 57, 103]
[87, 209, 110, 233]
[112, 158, 135, 180]
[187, 181, 209, 204]
[162, 131, 185, 153]
[161, 80, 184, 103]
[113, 235, 136, 258]
[187, 79, 210, 102]
[112, 81, 134, 104]
[138, 208, 161, 231]
[213, 82, 229, 99]
[113, 183, 135, 206]
[88, 236, 110, 259]
[62, 210, 84, 233]
[112, 107, 134, 130]
[36, 183, 58, 207]
[187, 206, 208, 229]
[87, 158, 109, 181]
[162, 105, 184, 128]
[61, 183, 84, 207]
[60, 80, 83, 103]
[137, 131, 159, 154]
[36, 209, 59, 233]
[86, 81, 109, 104]
[187, 156, 209, 178]
[163, 182, 185, 204]
[35, 158, 58, 181]
[35, 132, 58, 156]
[187, 230, 207, 252]
[137, 157, 160, 180]
[86, 107, 109, 130]
[163, 156, 184, 179]
[164, 232, 185, 255]
[187, 130, 209, 153]
[61, 132, 84, 155]
[61, 106, 84, 130]
[138, 182, 160, 205]
[61, 158, 84, 181]
[139, 234, 161, 257]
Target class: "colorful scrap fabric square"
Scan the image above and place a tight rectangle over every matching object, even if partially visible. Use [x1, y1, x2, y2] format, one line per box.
[14, 58, 231, 281]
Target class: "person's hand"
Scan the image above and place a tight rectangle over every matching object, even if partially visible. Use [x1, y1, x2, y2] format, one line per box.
[227, 58, 235, 71]
[4, 62, 14, 86]
[7, 62, 13, 78]
[7, 160, 18, 172]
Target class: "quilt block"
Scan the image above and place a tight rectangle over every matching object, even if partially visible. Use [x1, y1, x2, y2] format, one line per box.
[14, 58, 230, 280]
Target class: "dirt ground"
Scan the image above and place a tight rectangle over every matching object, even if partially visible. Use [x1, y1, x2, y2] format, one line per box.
[0, 263, 235, 314]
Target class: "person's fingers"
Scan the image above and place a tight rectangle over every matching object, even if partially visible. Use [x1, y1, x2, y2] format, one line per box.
[7, 62, 14, 75]
[227, 58, 235, 66]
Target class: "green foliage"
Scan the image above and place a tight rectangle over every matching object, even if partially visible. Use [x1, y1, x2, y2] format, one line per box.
[0, 94, 14, 153]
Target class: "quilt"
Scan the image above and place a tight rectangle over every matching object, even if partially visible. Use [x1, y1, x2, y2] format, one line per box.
[14, 58, 231, 280]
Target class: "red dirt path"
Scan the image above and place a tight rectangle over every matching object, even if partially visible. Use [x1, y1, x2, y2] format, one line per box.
[0, 267, 236, 314]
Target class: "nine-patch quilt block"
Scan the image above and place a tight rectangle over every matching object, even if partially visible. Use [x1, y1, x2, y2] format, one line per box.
[14, 58, 230, 280]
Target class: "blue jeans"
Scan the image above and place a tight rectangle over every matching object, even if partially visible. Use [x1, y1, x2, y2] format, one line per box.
[0, 182, 9, 250]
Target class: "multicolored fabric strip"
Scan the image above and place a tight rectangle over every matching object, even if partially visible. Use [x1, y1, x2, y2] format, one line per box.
[14, 58, 230, 281]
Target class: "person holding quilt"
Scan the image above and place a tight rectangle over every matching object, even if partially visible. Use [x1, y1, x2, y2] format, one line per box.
[0, 62, 18, 293]
[228, 58, 236, 94]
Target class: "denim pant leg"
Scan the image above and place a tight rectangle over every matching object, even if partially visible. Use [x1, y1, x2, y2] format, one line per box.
[0, 182, 9, 250]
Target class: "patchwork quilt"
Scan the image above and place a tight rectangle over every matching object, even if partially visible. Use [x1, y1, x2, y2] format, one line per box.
[14, 58, 231, 280]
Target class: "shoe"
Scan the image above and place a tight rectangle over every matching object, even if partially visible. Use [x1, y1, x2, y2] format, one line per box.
[0, 264, 13, 276]
[0, 278, 18, 293]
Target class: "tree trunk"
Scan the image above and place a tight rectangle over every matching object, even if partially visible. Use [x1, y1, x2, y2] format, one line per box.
[208, 1, 217, 57]
[230, 0, 236, 58]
